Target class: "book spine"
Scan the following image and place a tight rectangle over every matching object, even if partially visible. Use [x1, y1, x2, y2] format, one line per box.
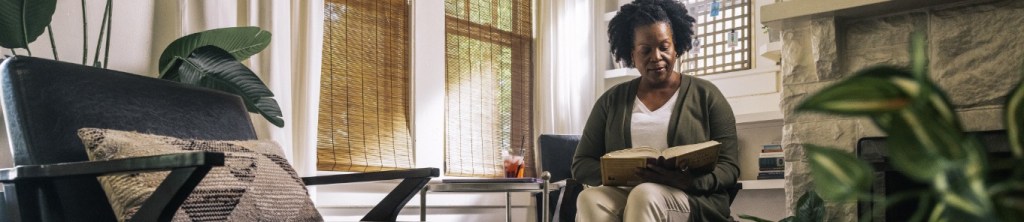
[761, 144, 782, 153]
[759, 156, 784, 171]
[757, 170, 784, 180]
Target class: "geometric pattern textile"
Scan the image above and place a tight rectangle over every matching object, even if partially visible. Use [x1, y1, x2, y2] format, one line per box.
[77, 128, 323, 222]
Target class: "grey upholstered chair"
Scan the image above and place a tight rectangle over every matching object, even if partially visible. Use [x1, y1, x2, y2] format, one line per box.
[535, 134, 583, 222]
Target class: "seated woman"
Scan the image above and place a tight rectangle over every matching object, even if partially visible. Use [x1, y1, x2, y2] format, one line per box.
[571, 0, 739, 221]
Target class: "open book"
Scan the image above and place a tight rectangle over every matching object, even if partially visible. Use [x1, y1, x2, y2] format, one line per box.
[600, 140, 721, 186]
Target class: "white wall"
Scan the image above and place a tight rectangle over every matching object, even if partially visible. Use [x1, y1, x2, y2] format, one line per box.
[0, 0, 180, 168]
[1, 0, 178, 76]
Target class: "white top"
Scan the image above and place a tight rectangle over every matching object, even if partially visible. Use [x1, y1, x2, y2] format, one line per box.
[630, 89, 680, 151]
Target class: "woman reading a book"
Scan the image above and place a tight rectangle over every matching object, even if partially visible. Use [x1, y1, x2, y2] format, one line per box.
[571, 0, 739, 221]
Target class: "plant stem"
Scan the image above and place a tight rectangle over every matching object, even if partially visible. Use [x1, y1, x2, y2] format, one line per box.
[9, 48, 16, 56]
[25, 47, 32, 56]
[81, 0, 88, 65]
[92, 0, 111, 67]
[907, 195, 932, 222]
[103, 0, 113, 69]
[47, 25, 59, 61]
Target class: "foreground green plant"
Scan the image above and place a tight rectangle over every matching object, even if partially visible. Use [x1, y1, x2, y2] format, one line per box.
[742, 33, 1024, 221]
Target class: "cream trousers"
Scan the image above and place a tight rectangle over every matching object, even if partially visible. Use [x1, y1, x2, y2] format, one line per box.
[576, 183, 691, 222]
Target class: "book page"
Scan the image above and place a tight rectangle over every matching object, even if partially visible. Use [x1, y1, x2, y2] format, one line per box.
[603, 146, 660, 158]
[661, 141, 721, 159]
[601, 158, 647, 186]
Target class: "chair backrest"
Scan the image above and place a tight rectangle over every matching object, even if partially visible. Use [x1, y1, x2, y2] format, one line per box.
[0, 57, 258, 221]
[536, 134, 581, 222]
[537, 134, 581, 182]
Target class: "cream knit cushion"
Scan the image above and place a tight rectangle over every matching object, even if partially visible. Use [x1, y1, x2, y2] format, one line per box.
[78, 128, 322, 221]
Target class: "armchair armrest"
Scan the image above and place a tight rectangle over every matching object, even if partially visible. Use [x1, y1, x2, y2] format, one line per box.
[301, 168, 439, 185]
[301, 168, 440, 221]
[1, 151, 224, 222]
[0, 151, 224, 182]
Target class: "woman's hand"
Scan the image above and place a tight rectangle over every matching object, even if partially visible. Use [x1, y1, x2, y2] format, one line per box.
[635, 157, 693, 191]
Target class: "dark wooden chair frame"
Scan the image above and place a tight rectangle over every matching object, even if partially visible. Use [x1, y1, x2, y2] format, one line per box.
[0, 153, 438, 222]
[0, 56, 439, 222]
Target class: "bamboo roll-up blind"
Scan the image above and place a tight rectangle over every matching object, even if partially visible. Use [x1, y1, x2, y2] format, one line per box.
[317, 0, 413, 172]
[444, 0, 533, 177]
[680, 0, 752, 76]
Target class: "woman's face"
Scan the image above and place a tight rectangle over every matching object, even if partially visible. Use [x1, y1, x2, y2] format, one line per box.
[631, 22, 677, 82]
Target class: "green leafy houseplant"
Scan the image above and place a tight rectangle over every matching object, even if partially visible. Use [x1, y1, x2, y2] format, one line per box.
[0, 0, 284, 127]
[740, 190, 825, 222]
[157, 27, 282, 127]
[742, 33, 1024, 222]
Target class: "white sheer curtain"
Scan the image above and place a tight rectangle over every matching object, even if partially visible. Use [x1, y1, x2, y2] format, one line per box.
[534, 0, 597, 135]
[178, 0, 323, 178]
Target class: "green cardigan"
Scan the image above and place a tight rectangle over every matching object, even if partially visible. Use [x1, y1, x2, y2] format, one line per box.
[572, 75, 739, 221]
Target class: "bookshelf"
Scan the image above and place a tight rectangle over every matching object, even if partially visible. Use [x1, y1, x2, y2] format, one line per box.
[739, 179, 784, 190]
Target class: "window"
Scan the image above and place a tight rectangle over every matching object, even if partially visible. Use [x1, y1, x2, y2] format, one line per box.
[680, 0, 752, 75]
[317, 0, 413, 172]
[444, 0, 533, 177]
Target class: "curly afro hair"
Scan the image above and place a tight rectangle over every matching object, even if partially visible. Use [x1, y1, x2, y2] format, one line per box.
[608, 0, 696, 68]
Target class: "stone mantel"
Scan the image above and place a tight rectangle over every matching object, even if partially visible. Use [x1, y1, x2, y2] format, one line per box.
[761, 0, 989, 29]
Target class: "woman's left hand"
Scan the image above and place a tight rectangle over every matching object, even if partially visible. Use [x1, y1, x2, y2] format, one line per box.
[635, 158, 694, 191]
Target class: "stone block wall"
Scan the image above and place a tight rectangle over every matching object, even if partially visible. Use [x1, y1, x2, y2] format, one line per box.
[779, 0, 1024, 221]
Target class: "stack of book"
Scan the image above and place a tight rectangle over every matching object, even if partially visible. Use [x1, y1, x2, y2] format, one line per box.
[757, 144, 784, 180]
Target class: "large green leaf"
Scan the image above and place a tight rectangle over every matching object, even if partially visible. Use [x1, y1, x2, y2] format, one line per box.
[879, 115, 948, 182]
[992, 181, 1024, 222]
[165, 46, 284, 127]
[0, 0, 57, 48]
[806, 144, 873, 202]
[796, 67, 914, 115]
[158, 27, 271, 76]
[892, 106, 972, 162]
[934, 168, 996, 220]
[793, 190, 825, 222]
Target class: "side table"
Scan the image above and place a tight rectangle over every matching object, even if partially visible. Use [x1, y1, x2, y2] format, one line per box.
[420, 172, 560, 222]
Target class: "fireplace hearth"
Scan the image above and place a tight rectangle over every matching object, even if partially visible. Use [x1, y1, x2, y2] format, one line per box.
[856, 131, 1014, 221]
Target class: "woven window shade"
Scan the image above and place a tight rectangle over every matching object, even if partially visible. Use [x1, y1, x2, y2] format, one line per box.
[679, 0, 752, 76]
[317, 0, 413, 172]
[444, 0, 533, 177]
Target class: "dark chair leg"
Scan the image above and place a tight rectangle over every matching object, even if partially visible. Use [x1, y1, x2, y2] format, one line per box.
[2, 183, 22, 222]
[2, 180, 75, 222]
[361, 177, 432, 222]
[131, 166, 213, 222]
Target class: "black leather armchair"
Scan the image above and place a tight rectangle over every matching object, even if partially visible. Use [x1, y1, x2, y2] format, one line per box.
[0, 56, 438, 222]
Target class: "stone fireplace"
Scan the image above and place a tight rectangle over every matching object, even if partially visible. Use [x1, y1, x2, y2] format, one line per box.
[765, 0, 1024, 220]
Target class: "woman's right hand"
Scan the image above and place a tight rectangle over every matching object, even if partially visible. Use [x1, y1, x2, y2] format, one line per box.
[635, 157, 694, 191]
